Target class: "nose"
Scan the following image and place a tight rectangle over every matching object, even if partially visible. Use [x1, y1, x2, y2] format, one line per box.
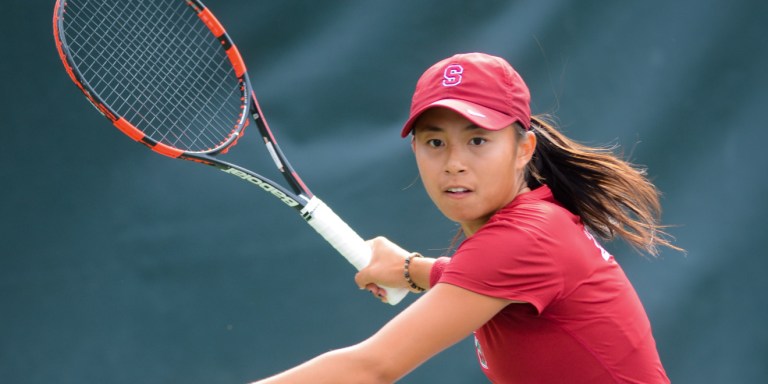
[444, 145, 467, 174]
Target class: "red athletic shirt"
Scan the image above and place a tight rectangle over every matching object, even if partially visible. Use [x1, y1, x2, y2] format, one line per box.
[432, 186, 669, 383]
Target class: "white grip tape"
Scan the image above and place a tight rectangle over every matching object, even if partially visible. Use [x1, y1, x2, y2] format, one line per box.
[303, 196, 409, 305]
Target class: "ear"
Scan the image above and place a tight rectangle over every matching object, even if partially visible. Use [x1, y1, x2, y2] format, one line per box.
[516, 131, 536, 169]
[411, 136, 416, 152]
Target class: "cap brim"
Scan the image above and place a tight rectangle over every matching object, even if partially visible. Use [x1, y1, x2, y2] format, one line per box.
[400, 99, 518, 138]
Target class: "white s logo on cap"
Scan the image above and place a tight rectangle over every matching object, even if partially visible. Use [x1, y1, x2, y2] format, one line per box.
[442, 64, 463, 87]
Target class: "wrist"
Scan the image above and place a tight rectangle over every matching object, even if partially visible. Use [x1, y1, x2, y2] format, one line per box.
[403, 253, 426, 292]
[403, 253, 436, 293]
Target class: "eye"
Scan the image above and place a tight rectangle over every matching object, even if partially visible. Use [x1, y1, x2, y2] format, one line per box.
[469, 137, 487, 145]
[426, 138, 444, 148]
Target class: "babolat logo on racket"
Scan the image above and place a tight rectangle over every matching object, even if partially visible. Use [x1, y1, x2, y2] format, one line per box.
[222, 168, 300, 207]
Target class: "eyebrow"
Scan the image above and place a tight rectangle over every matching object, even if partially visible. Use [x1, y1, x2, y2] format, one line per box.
[414, 123, 482, 133]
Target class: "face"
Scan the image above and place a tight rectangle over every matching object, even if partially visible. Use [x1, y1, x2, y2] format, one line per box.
[411, 108, 534, 235]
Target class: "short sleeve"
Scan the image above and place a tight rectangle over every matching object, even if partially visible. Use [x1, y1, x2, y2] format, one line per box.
[429, 257, 450, 288]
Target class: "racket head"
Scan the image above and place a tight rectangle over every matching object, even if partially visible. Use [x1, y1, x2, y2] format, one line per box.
[53, 0, 250, 157]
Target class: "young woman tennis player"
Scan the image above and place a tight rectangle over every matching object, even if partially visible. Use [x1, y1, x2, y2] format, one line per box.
[253, 52, 680, 383]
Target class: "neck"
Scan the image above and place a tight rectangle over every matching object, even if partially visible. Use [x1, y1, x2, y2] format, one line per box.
[461, 183, 532, 236]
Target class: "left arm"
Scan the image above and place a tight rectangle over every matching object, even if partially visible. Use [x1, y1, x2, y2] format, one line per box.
[251, 283, 513, 383]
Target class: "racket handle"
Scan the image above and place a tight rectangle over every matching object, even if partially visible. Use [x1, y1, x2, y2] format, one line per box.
[303, 197, 409, 305]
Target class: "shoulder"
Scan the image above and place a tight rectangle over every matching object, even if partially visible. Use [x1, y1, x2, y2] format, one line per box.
[440, 191, 571, 307]
[449, 186, 588, 274]
[482, 186, 580, 242]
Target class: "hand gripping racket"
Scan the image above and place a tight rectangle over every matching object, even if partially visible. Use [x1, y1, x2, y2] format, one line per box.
[53, 0, 408, 305]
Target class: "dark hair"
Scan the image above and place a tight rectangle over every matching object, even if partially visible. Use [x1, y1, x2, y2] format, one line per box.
[525, 115, 682, 256]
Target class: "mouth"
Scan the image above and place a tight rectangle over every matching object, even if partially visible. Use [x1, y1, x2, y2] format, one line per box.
[445, 186, 473, 196]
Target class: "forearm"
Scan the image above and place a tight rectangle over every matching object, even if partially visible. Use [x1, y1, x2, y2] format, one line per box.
[407, 254, 436, 291]
[253, 345, 392, 384]
[254, 281, 508, 384]
[406, 255, 450, 291]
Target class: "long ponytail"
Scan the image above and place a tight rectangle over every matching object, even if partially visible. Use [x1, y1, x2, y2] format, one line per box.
[526, 115, 682, 256]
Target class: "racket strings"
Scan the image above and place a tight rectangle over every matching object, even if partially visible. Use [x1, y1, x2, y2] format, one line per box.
[61, 0, 245, 153]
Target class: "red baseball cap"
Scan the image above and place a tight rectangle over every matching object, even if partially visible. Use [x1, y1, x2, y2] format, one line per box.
[400, 52, 531, 137]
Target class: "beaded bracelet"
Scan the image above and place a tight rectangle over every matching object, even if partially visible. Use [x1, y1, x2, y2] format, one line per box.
[404, 253, 426, 292]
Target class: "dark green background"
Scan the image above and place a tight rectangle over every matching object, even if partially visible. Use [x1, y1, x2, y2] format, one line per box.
[2, 0, 767, 382]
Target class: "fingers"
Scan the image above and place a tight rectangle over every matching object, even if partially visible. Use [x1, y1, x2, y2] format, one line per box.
[357, 281, 387, 302]
[356, 266, 387, 302]
[358, 236, 410, 302]
[355, 237, 385, 288]
[367, 284, 387, 301]
[354, 270, 369, 290]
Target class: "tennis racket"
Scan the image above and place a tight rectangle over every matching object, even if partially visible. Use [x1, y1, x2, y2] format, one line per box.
[53, 0, 408, 305]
